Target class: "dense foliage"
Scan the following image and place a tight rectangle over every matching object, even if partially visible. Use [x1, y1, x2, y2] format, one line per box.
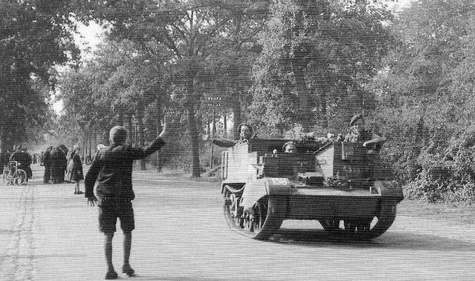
[0, 0, 79, 151]
[251, 0, 394, 134]
[371, 0, 475, 203]
[3, 0, 475, 202]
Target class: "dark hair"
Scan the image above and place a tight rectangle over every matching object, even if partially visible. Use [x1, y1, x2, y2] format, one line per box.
[109, 126, 128, 144]
[282, 141, 296, 151]
[237, 123, 253, 135]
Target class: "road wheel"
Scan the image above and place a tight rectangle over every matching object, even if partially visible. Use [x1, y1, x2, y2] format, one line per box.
[344, 202, 397, 240]
[224, 193, 284, 240]
[244, 196, 284, 240]
[319, 219, 340, 232]
[223, 192, 241, 229]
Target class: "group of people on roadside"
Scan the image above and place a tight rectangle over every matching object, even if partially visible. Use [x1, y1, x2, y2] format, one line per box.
[42, 145, 84, 193]
[42, 145, 68, 184]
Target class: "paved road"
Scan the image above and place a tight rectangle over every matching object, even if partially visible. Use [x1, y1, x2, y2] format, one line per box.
[1, 164, 475, 281]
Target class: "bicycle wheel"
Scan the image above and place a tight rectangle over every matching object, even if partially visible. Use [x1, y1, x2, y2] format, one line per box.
[4, 171, 13, 185]
[17, 169, 27, 185]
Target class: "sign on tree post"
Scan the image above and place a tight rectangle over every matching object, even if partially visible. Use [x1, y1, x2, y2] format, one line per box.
[203, 96, 222, 170]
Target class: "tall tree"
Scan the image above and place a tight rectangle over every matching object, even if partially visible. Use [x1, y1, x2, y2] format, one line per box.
[0, 0, 79, 151]
[200, 1, 269, 140]
[74, 0, 267, 177]
[369, 0, 475, 182]
[252, 0, 394, 133]
[59, 38, 171, 166]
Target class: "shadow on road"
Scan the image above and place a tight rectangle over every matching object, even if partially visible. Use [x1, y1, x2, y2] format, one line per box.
[115, 275, 227, 281]
[267, 228, 475, 252]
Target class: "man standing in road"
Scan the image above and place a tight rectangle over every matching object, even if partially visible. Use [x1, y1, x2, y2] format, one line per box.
[85, 120, 169, 280]
[43, 146, 52, 184]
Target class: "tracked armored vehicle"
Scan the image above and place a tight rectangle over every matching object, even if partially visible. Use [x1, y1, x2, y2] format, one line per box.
[220, 138, 403, 240]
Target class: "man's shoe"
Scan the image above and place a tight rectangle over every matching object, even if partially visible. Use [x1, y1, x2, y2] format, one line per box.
[122, 265, 135, 276]
[105, 270, 118, 280]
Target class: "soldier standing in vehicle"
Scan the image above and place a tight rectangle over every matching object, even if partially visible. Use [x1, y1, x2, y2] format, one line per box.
[283, 141, 297, 153]
[345, 114, 386, 150]
[237, 123, 256, 142]
[212, 123, 257, 148]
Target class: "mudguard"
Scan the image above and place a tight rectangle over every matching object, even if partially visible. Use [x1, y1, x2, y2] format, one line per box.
[240, 178, 291, 210]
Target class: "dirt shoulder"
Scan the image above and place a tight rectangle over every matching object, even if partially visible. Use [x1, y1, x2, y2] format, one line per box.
[398, 199, 475, 225]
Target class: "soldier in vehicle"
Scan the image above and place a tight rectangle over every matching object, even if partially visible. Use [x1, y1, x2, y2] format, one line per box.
[237, 123, 256, 142]
[212, 123, 257, 148]
[345, 114, 386, 180]
[345, 114, 386, 150]
[283, 141, 297, 153]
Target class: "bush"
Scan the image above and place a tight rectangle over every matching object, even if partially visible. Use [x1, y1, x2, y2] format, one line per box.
[404, 139, 475, 204]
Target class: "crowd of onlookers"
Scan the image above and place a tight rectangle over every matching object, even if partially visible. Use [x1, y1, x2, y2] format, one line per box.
[1, 144, 85, 193]
[42, 144, 70, 184]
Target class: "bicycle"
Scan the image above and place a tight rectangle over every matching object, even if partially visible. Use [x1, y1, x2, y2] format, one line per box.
[3, 161, 27, 185]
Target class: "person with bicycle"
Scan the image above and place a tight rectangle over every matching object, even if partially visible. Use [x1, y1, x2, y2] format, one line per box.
[10, 146, 32, 181]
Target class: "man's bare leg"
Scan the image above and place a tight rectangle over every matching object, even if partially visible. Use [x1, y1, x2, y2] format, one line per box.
[122, 231, 135, 276]
[104, 233, 118, 279]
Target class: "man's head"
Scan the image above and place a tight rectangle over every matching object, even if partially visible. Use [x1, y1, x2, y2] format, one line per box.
[283, 141, 297, 153]
[350, 114, 365, 132]
[109, 126, 128, 145]
[237, 123, 253, 140]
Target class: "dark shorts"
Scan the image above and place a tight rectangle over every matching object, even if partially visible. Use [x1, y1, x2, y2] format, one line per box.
[98, 198, 135, 233]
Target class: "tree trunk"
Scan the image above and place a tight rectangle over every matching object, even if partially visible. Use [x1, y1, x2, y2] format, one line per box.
[186, 75, 201, 178]
[321, 90, 328, 129]
[293, 63, 311, 132]
[187, 103, 201, 177]
[223, 113, 227, 138]
[232, 95, 242, 140]
[155, 101, 163, 172]
[124, 113, 133, 145]
[0, 122, 4, 153]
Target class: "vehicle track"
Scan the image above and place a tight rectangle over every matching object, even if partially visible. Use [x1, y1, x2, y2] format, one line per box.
[0, 185, 37, 281]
